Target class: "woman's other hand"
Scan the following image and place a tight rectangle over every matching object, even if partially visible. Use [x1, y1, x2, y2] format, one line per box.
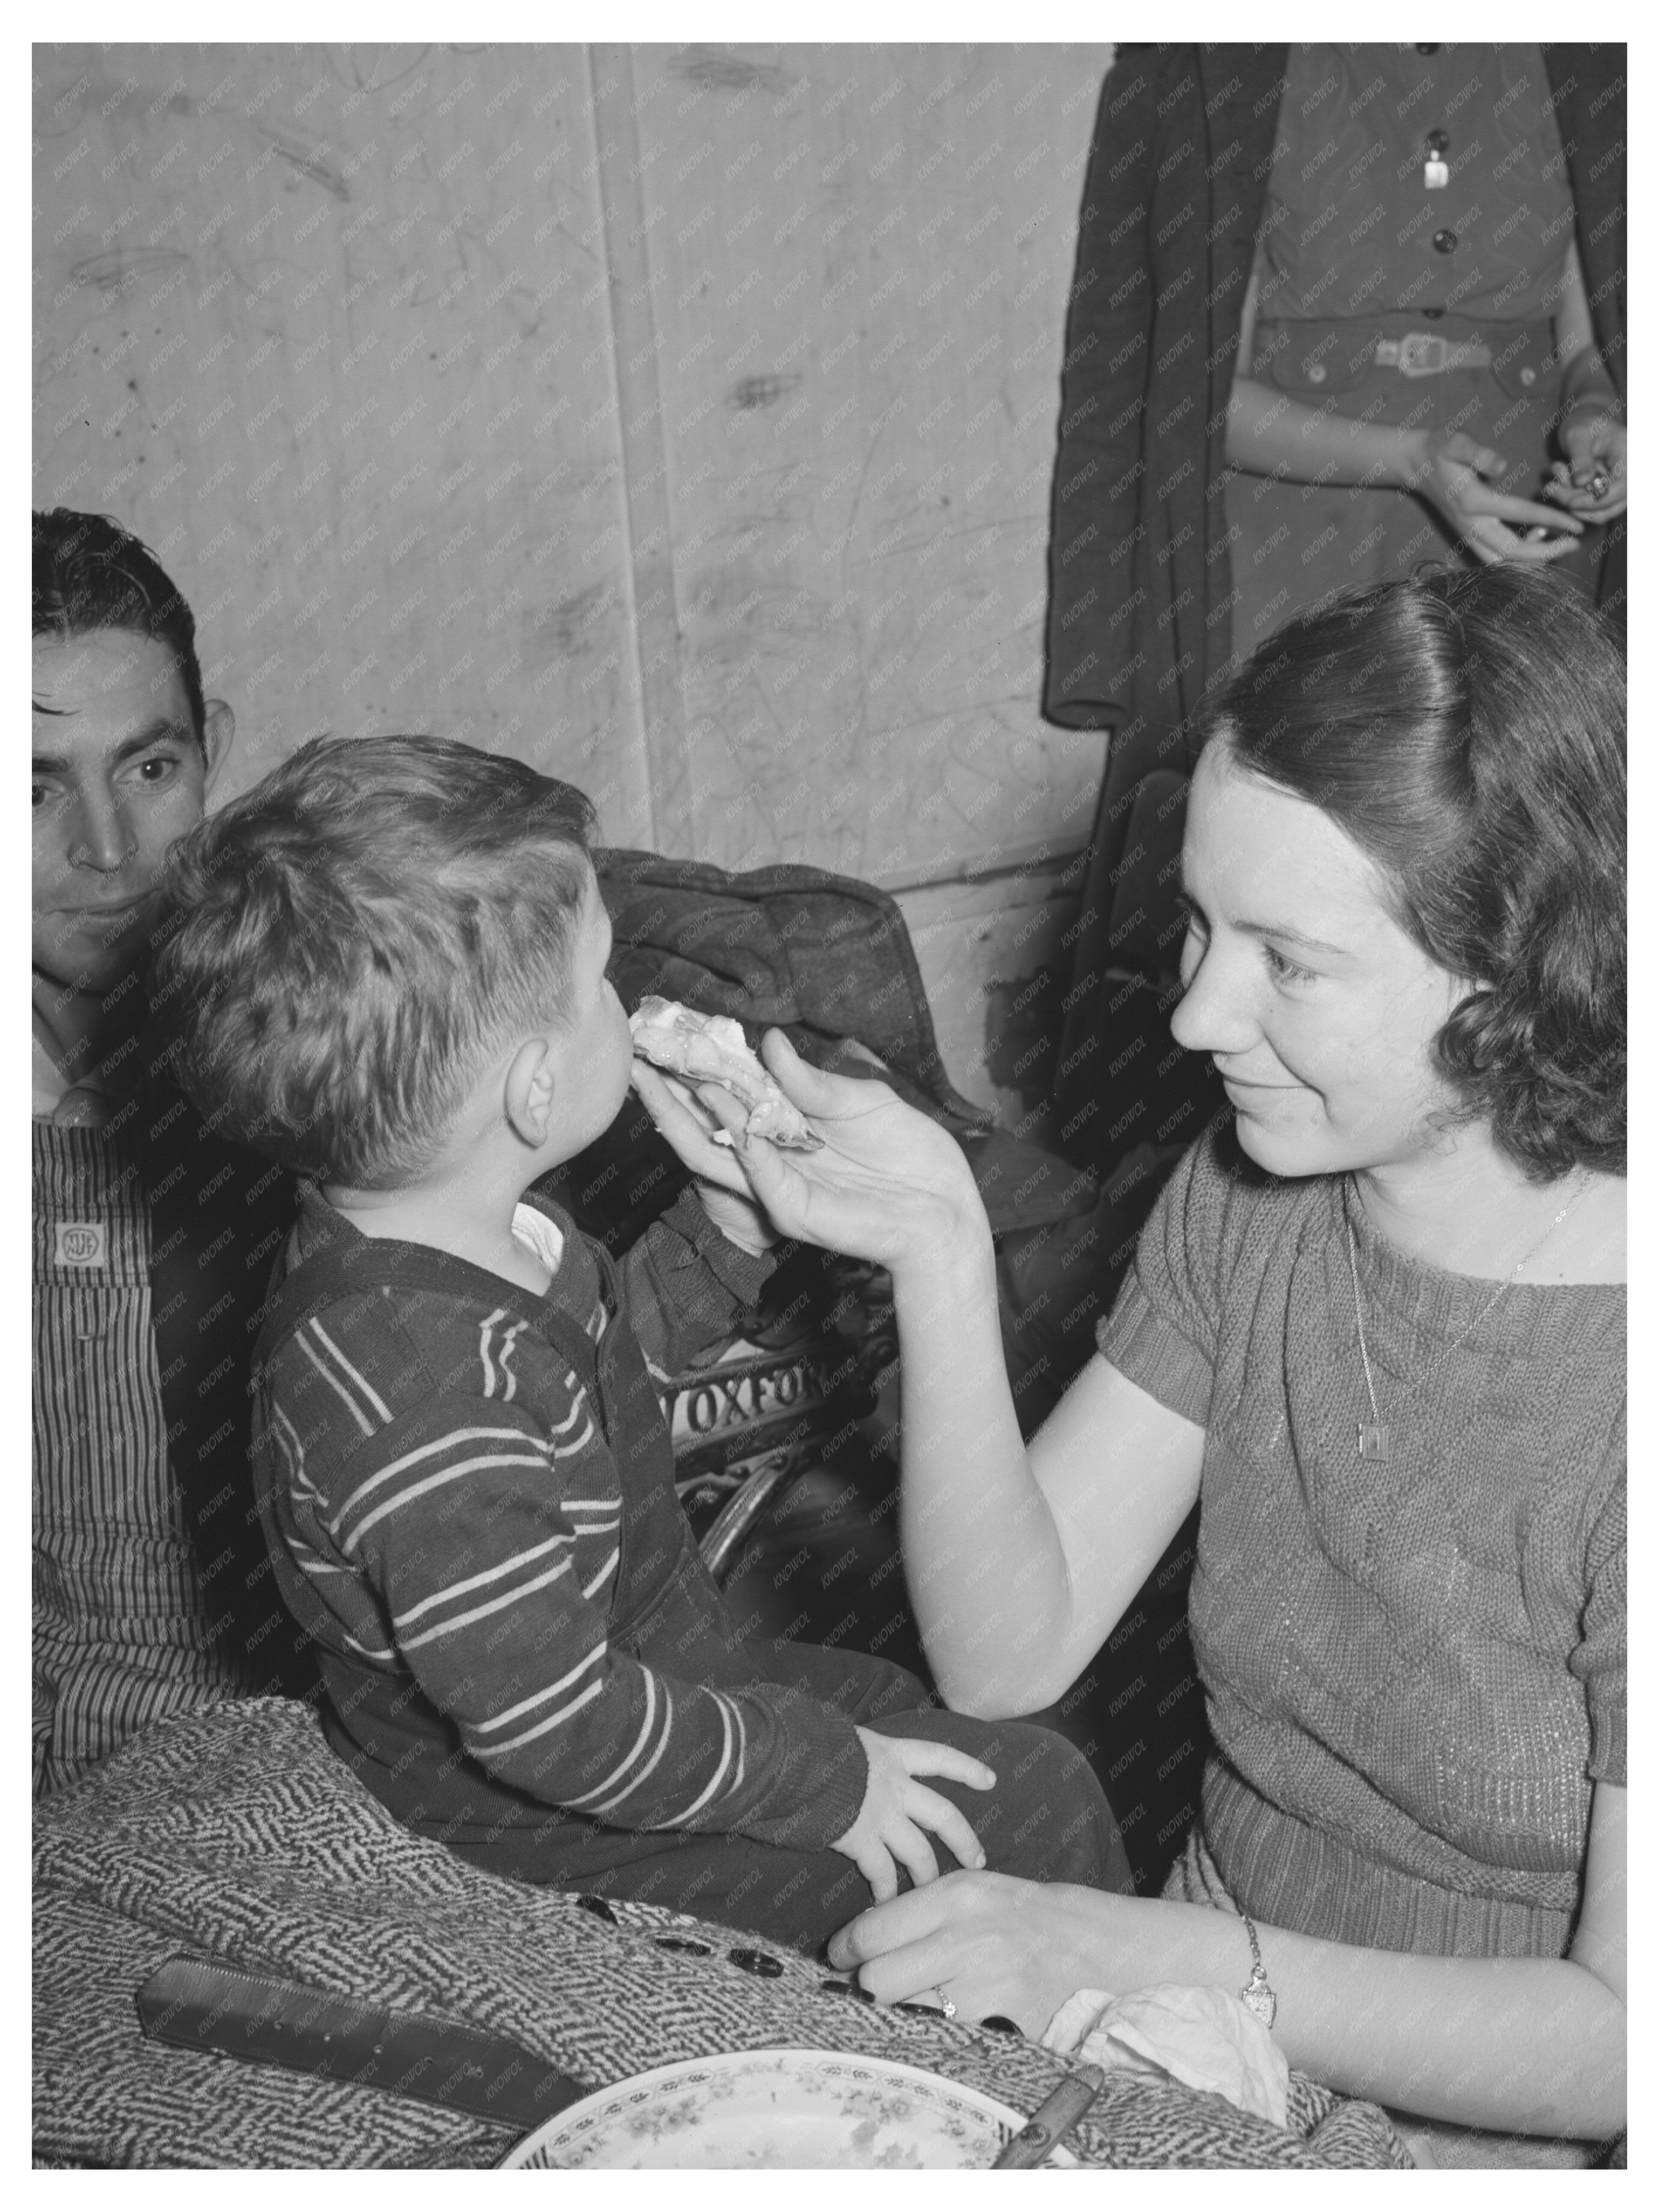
[681, 1033, 991, 1278]
[1410, 427, 1587, 563]
[828, 1868, 1108, 2038]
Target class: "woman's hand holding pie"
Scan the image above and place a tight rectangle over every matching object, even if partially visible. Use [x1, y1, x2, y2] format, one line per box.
[682, 1032, 991, 1279]
[629, 1059, 778, 1253]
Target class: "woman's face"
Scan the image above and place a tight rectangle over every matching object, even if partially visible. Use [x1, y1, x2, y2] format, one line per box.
[1170, 743, 1469, 1179]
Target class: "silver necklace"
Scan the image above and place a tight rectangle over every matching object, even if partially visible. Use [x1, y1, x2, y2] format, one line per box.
[1341, 1172, 1591, 1461]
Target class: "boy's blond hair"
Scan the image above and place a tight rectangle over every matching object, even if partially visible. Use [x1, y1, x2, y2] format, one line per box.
[157, 733, 597, 1188]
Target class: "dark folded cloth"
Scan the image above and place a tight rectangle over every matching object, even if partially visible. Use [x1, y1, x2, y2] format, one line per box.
[598, 847, 986, 1120]
[592, 848, 1097, 1240]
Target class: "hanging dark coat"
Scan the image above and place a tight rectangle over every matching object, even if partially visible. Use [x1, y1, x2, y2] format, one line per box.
[1042, 42, 1626, 1180]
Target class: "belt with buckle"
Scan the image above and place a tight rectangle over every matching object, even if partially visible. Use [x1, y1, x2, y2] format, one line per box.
[1375, 332, 1492, 376]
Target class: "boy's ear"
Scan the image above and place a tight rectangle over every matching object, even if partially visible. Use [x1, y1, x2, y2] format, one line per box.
[503, 1037, 557, 1148]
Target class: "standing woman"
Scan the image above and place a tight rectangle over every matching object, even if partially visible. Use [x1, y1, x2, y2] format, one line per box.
[666, 566, 1625, 2163]
[1223, 45, 1626, 664]
[1044, 44, 1627, 1185]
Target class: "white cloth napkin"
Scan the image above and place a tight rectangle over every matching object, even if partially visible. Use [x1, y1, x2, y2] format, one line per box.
[1041, 1984, 1290, 2129]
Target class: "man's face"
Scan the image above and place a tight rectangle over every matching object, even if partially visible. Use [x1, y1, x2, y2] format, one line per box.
[32, 628, 226, 996]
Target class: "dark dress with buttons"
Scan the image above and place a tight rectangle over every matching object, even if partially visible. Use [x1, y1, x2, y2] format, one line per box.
[1229, 44, 1589, 661]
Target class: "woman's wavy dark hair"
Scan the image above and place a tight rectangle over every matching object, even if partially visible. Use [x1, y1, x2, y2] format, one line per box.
[1198, 566, 1625, 1180]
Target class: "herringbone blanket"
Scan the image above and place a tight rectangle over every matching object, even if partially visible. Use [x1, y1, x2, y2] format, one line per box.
[34, 1698, 1409, 2168]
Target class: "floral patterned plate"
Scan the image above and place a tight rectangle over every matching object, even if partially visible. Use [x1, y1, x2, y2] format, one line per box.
[501, 2047, 1080, 2169]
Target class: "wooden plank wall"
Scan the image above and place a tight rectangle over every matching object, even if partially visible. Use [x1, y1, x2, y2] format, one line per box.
[33, 41, 1114, 1126]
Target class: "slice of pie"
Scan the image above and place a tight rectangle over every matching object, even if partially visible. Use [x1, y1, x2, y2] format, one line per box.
[628, 996, 824, 1150]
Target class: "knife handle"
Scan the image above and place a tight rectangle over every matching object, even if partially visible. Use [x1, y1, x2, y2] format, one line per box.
[992, 2062, 1105, 2168]
[135, 1955, 590, 2132]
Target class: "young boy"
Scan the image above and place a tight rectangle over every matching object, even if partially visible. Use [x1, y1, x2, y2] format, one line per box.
[157, 735, 1128, 1950]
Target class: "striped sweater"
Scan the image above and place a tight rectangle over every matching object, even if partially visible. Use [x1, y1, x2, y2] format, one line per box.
[250, 1182, 870, 1853]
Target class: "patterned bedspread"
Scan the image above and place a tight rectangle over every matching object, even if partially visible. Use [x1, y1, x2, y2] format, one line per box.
[34, 1697, 1409, 2168]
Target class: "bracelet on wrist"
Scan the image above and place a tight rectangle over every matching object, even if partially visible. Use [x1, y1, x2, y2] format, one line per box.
[1237, 1910, 1277, 2030]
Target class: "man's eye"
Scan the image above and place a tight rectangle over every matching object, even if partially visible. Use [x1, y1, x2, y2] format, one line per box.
[134, 754, 178, 784]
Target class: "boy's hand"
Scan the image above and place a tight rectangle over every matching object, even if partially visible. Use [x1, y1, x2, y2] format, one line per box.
[693, 1180, 779, 1256]
[831, 1728, 995, 1904]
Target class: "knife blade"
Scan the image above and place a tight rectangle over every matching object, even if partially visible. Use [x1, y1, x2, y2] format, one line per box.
[135, 1955, 594, 2132]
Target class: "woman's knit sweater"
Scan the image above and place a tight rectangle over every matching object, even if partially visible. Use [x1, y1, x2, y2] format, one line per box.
[1098, 1118, 1625, 1958]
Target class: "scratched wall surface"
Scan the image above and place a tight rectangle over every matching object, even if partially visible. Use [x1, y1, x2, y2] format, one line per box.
[34, 40, 1110, 891]
[604, 43, 1110, 880]
[35, 45, 652, 834]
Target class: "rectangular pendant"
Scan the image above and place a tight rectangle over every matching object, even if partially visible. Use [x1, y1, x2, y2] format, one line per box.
[1357, 1422, 1392, 1461]
[1424, 159, 1449, 189]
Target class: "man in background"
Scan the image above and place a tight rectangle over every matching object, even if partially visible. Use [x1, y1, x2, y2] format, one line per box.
[33, 507, 308, 1794]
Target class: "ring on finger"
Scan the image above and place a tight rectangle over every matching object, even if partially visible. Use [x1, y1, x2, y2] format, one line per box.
[930, 1985, 958, 2021]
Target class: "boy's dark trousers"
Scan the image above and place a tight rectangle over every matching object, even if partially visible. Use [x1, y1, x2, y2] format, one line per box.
[449, 1636, 1130, 1945]
[342, 1632, 1132, 1950]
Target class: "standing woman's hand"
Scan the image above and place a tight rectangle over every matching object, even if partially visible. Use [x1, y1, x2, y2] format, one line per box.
[1547, 399, 1628, 522]
[1408, 427, 1587, 563]
[1544, 244, 1627, 525]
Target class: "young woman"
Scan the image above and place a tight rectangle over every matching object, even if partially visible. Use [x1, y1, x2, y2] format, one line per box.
[654, 564, 1626, 2163]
